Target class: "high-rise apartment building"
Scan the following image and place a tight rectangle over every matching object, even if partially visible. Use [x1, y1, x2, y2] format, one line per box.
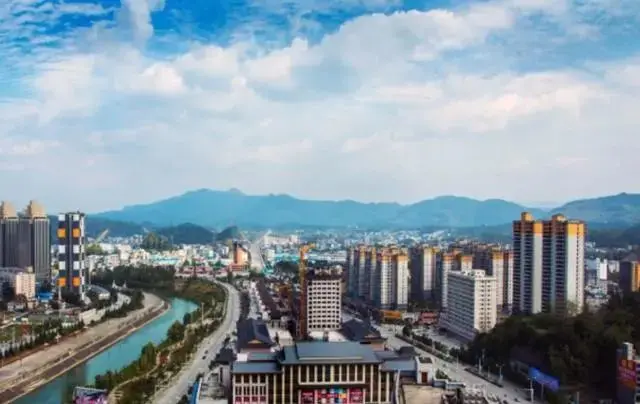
[347, 246, 409, 310]
[57, 212, 87, 297]
[17, 201, 51, 283]
[436, 252, 455, 311]
[513, 212, 543, 314]
[513, 212, 585, 316]
[456, 254, 473, 271]
[346, 245, 371, 300]
[473, 249, 514, 314]
[445, 269, 497, 341]
[0, 201, 19, 268]
[619, 260, 640, 295]
[409, 246, 437, 302]
[305, 266, 342, 335]
[0, 201, 50, 283]
[370, 247, 409, 310]
[502, 251, 514, 311]
[346, 247, 357, 297]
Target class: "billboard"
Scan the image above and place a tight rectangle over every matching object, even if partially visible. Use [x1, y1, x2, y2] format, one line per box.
[300, 388, 364, 403]
[619, 359, 637, 390]
[528, 367, 560, 392]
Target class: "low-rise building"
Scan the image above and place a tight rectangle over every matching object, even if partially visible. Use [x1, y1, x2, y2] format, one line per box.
[236, 318, 276, 353]
[340, 319, 386, 350]
[231, 341, 432, 404]
[0, 267, 36, 299]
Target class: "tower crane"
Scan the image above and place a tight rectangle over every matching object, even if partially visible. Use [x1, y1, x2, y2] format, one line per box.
[298, 243, 315, 339]
[94, 229, 109, 244]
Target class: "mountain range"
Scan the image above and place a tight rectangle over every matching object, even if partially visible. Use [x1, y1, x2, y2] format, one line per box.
[93, 189, 640, 229]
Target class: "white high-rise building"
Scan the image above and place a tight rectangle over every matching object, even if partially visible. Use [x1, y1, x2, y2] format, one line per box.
[305, 266, 342, 335]
[437, 252, 455, 311]
[513, 213, 586, 316]
[371, 247, 409, 310]
[348, 246, 410, 310]
[445, 270, 497, 341]
[587, 258, 608, 281]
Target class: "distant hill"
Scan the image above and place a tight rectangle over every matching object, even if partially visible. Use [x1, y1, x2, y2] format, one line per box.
[95, 189, 541, 228]
[48, 215, 146, 239]
[551, 193, 640, 225]
[94, 189, 640, 229]
[589, 224, 640, 248]
[216, 225, 240, 242]
[156, 223, 215, 245]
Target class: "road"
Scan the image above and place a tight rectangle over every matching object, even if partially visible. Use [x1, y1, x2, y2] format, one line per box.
[0, 293, 160, 386]
[342, 312, 540, 403]
[154, 281, 240, 404]
[0, 295, 166, 403]
[248, 230, 270, 271]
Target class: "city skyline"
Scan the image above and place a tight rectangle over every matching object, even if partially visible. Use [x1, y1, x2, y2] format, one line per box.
[1, 0, 640, 211]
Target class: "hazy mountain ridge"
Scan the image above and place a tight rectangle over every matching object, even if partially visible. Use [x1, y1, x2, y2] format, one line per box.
[93, 189, 640, 228]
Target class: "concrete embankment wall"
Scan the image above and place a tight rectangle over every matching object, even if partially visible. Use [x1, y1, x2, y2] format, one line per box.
[0, 299, 168, 404]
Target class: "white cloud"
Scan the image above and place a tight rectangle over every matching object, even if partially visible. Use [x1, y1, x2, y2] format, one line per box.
[119, 0, 165, 43]
[0, 0, 640, 211]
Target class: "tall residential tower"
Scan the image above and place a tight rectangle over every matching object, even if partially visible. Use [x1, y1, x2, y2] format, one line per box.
[57, 212, 87, 297]
[18, 201, 51, 283]
[0, 201, 19, 268]
[513, 212, 585, 316]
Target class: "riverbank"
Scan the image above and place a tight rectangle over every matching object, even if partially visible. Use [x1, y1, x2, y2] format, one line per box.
[105, 280, 229, 404]
[0, 293, 167, 404]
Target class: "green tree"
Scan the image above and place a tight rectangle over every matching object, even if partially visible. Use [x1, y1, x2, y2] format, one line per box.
[86, 244, 105, 255]
[140, 233, 172, 251]
[167, 321, 186, 343]
[183, 313, 192, 326]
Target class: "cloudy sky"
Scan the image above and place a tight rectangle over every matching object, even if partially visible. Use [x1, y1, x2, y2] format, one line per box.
[1, 0, 639, 212]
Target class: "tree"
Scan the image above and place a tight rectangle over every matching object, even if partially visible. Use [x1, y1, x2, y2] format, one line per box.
[140, 233, 172, 251]
[86, 244, 105, 255]
[167, 321, 186, 343]
[183, 313, 192, 326]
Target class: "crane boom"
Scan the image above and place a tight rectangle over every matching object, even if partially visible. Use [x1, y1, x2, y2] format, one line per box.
[298, 243, 314, 339]
[94, 229, 109, 244]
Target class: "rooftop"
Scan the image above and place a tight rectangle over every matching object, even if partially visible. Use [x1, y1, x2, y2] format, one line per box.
[401, 385, 448, 404]
[236, 318, 274, 351]
[340, 318, 384, 342]
[232, 361, 280, 374]
[281, 341, 381, 364]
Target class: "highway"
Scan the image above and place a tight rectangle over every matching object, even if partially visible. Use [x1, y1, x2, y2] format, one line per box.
[248, 230, 270, 271]
[342, 312, 540, 404]
[154, 281, 240, 404]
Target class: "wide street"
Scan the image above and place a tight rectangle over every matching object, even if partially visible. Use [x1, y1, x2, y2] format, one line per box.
[342, 312, 540, 404]
[248, 231, 270, 271]
[154, 281, 240, 404]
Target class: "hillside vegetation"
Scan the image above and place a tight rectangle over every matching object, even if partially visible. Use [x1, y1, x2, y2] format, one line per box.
[95, 189, 640, 228]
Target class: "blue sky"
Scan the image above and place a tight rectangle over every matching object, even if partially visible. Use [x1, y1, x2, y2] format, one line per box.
[1, 0, 640, 212]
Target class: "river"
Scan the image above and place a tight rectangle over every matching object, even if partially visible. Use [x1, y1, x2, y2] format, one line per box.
[15, 298, 198, 404]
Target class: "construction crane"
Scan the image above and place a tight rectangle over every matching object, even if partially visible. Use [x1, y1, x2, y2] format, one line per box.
[90, 229, 109, 245]
[298, 243, 315, 339]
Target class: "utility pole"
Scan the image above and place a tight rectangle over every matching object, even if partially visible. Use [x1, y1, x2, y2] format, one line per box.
[497, 364, 504, 384]
[528, 379, 534, 402]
